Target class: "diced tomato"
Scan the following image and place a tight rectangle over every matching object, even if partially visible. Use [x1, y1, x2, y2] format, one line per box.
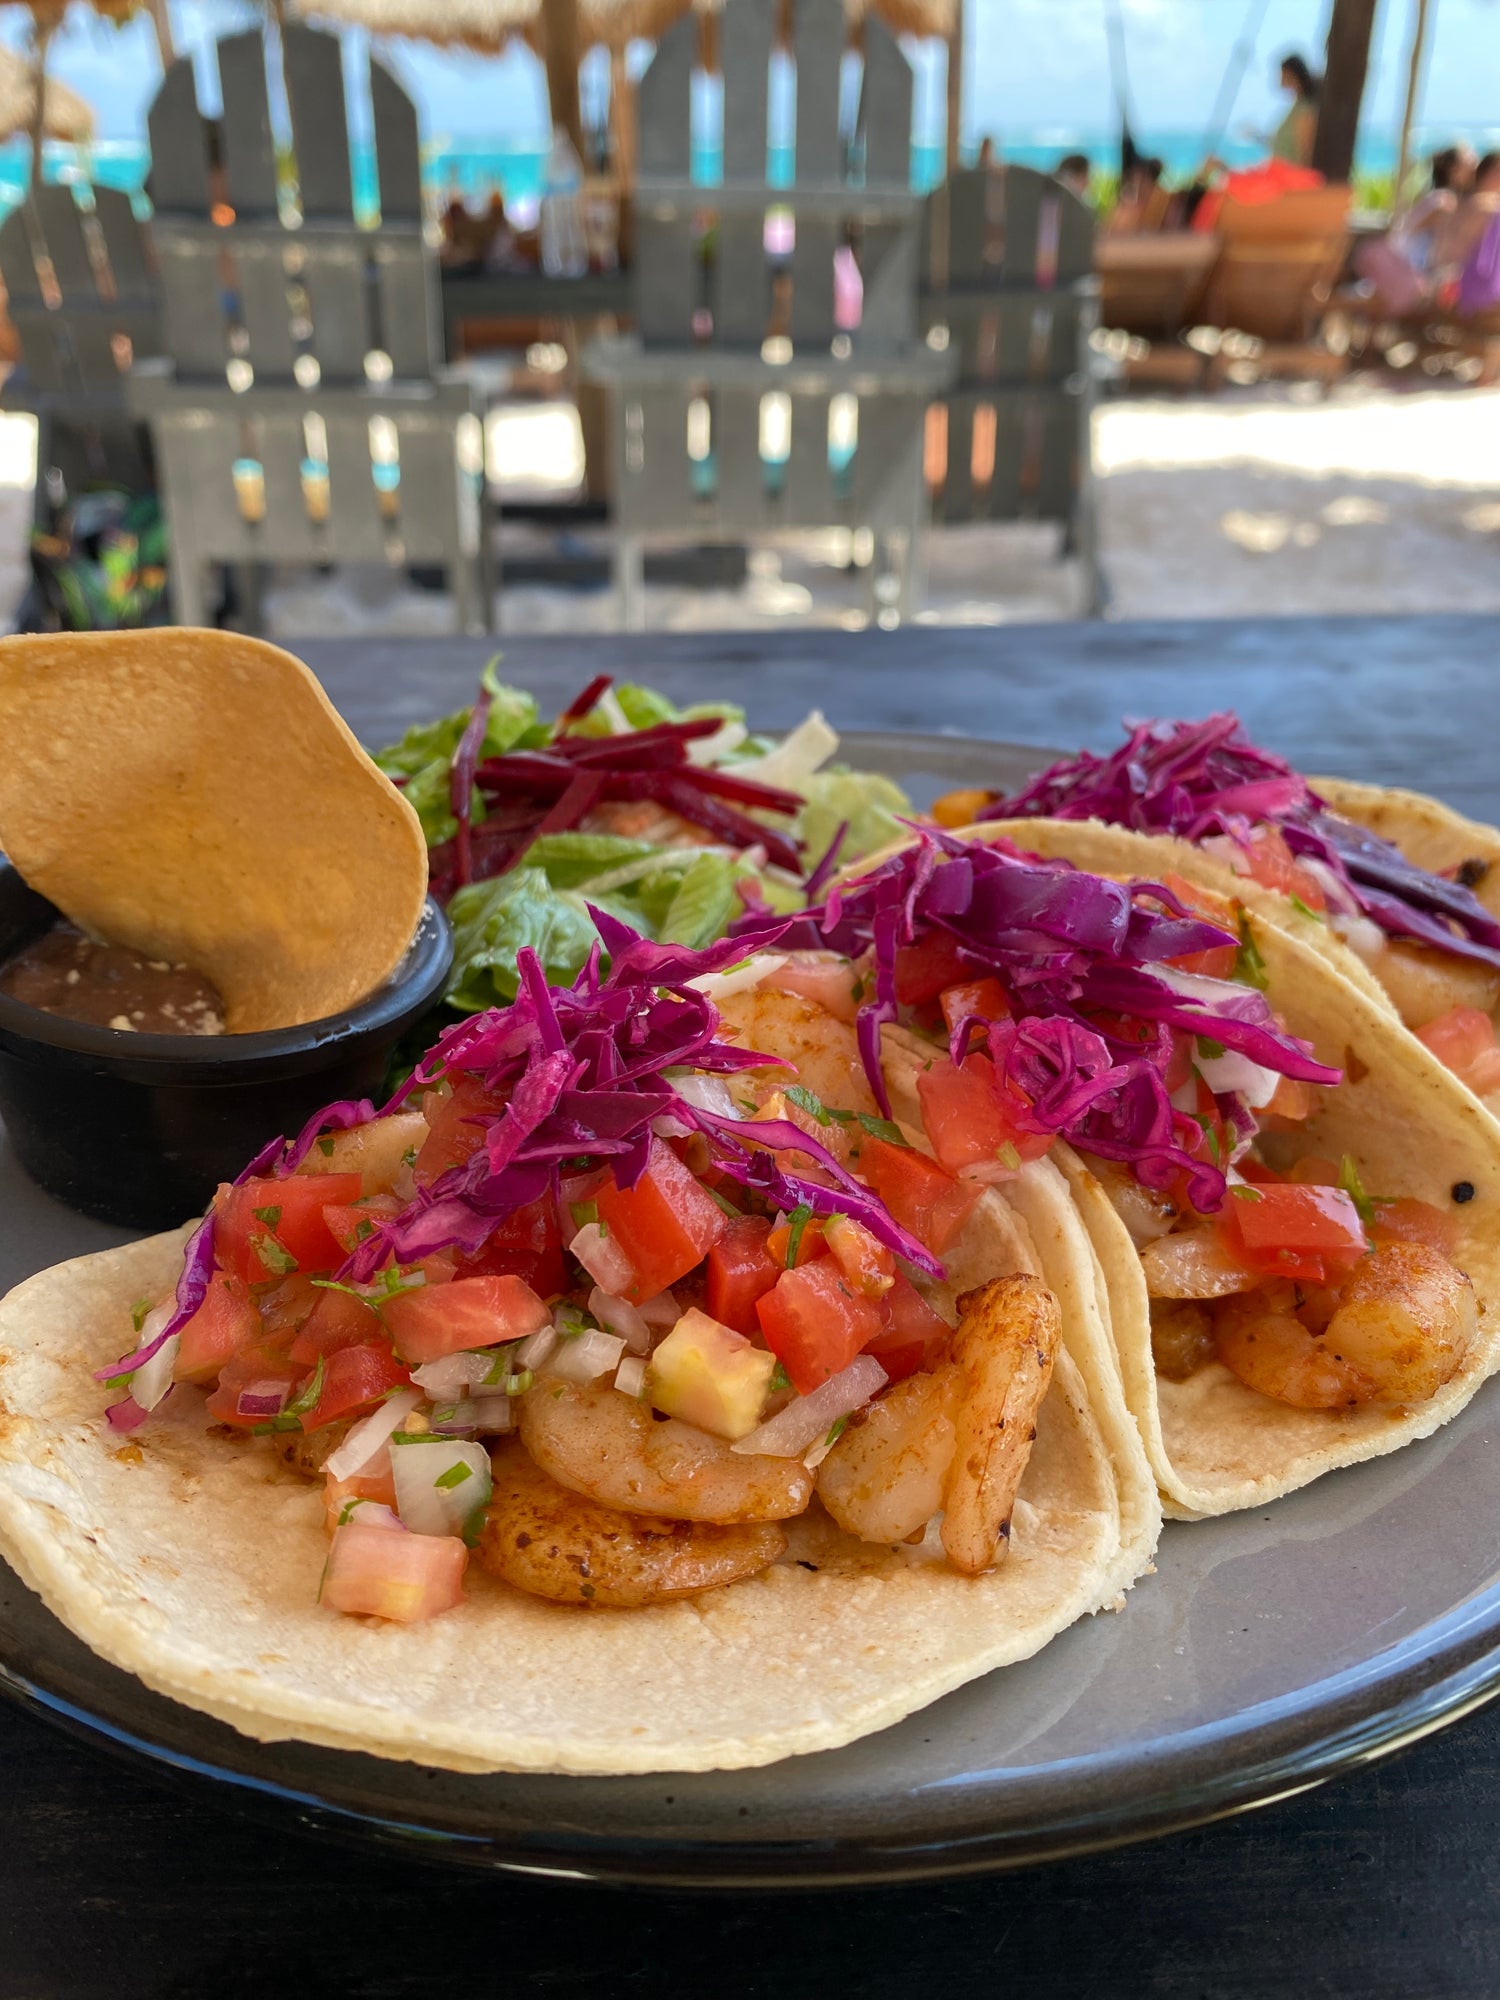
[1263, 1073, 1315, 1123]
[1223, 1182, 1367, 1281]
[592, 1139, 727, 1303]
[1235, 1157, 1285, 1185]
[1164, 1030, 1196, 1093]
[414, 1075, 505, 1186]
[893, 932, 973, 1007]
[939, 977, 1009, 1037]
[822, 1213, 895, 1298]
[856, 1133, 982, 1255]
[383, 1275, 551, 1365]
[325, 1468, 398, 1530]
[766, 1215, 827, 1269]
[298, 1342, 410, 1431]
[321, 1194, 402, 1257]
[173, 1274, 259, 1385]
[1369, 1197, 1459, 1256]
[297, 1111, 428, 1196]
[756, 1257, 885, 1395]
[216, 1174, 362, 1285]
[1160, 872, 1241, 979]
[1415, 1006, 1500, 1097]
[1243, 827, 1327, 913]
[706, 1215, 782, 1336]
[320, 1520, 467, 1623]
[288, 1285, 384, 1365]
[916, 1052, 1051, 1181]
[457, 1194, 568, 1298]
[863, 1272, 950, 1383]
[204, 1343, 305, 1426]
[751, 1090, 853, 1168]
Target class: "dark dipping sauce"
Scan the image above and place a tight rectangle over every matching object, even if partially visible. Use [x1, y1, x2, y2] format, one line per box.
[0, 922, 225, 1036]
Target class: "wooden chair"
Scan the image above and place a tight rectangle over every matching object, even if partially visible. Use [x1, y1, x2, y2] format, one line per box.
[582, 0, 952, 628]
[1097, 231, 1219, 340]
[0, 184, 159, 523]
[919, 164, 1102, 615]
[126, 24, 492, 633]
[1202, 185, 1351, 345]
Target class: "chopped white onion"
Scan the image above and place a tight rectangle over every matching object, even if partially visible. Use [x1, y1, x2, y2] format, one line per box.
[1196, 1047, 1282, 1109]
[130, 1331, 179, 1414]
[1299, 855, 1359, 916]
[731, 1356, 887, 1457]
[547, 1327, 627, 1384]
[1330, 909, 1387, 961]
[335, 1499, 403, 1533]
[688, 955, 787, 1004]
[324, 1386, 424, 1482]
[410, 1352, 496, 1402]
[651, 1113, 695, 1140]
[589, 1286, 652, 1353]
[569, 1221, 636, 1295]
[462, 1395, 515, 1434]
[391, 1438, 493, 1537]
[637, 1288, 681, 1329]
[744, 711, 838, 790]
[1200, 833, 1253, 878]
[517, 1324, 558, 1372]
[803, 1429, 844, 1470]
[685, 718, 748, 766]
[667, 1071, 743, 1120]
[615, 1355, 648, 1398]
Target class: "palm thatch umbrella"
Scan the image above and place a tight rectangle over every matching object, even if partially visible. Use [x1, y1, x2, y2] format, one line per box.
[0, 45, 95, 143]
[18, 0, 143, 191]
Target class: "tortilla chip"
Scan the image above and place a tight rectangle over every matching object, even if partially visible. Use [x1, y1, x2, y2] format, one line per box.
[0, 631, 427, 1032]
[0, 1200, 1155, 1775]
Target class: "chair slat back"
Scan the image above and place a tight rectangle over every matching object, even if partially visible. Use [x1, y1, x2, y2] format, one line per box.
[721, 0, 773, 182]
[284, 22, 354, 219]
[636, 12, 695, 180]
[0, 183, 159, 396]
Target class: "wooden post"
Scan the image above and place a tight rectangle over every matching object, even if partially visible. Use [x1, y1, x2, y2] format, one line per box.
[1311, 0, 1379, 184]
[946, 0, 963, 170]
[148, 0, 175, 68]
[542, 0, 585, 157]
[610, 44, 636, 185]
[1393, 0, 1433, 218]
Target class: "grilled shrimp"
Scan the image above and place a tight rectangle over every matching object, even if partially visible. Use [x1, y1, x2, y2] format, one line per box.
[1371, 940, 1500, 1032]
[518, 1378, 813, 1523]
[1210, 1244, 1476, 1410]
[714, 987, 879, 1117]
[817, 1275, 1059, 1575]
[583, 801, 713, 848]
[479, 1449, 787, 1607]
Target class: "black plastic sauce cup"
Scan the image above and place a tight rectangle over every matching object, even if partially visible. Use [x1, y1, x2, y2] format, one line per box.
[0, 862, 452, 1228]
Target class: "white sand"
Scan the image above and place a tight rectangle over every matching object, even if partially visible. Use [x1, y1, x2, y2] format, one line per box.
[2, 379, 1496, 634]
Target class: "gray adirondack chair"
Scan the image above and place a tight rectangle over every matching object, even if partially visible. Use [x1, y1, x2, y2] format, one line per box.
[583, 0, 952, 628]
[126, 24, 492, 632]
[0, 184, 159, 522]
[919, 165, 1102, 614]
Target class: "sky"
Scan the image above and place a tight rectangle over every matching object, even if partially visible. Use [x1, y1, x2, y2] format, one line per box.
[1, 0, 1496, 152]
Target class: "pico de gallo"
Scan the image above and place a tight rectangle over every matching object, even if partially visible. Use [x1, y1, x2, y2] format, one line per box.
[758, 827, 1478, 1413]
[100, 913, 1001, 1625]
[936, 714, 1500, 1109]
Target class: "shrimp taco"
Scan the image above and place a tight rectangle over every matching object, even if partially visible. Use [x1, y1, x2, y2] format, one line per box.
[0, 916, 1156, 1776]
[944, 715, 1500, 1122]
[767, 828, 1500, 1519]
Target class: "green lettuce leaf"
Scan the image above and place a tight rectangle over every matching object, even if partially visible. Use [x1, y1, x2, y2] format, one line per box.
[444, 868, 602, 1011]
[656, 852, 740, 948]
[795, 767, 910, 868]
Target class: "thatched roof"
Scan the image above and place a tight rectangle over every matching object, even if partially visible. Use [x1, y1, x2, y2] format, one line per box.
[293, 0, 952, 56]
[0, 46, 95, 142]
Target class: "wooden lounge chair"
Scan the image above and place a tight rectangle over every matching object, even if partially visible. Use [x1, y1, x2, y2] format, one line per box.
[582, 0, 951, 628]
[1200, 184, 1352, 380]
[919, 164, 1102, 613]
[1095, 230, 1220, 387]
[0, 185, 159, 523]
[127, 24, 493, 632]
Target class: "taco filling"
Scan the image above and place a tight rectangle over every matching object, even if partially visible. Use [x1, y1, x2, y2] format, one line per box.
[762, 830, 1483, 1438]
[941, 715, 1500, 1111]
[102, 912, 1076, 1623]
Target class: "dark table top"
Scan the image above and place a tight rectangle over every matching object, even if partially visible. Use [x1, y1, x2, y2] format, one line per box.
[7, 614, 1500, 2000]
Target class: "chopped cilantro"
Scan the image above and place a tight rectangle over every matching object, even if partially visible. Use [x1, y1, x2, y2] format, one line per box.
[481, 1347, 514, 1387]
[1196, 1037, 1226, 1062]
[310, 1277, 382, 1318]
[858, 1114, 909, 1146]
[250, 1231, 298, 1277]
[1234, 912, 1269, 992]
[1229, 1183, 1264, 1202]
[402, 1146, 419, 1167]
[1289, 894, 1325, 925]
[252, 1204, 283, 1229]
[434, 1461, 473, 1490]
[317, 1137, 336, 1158]
[1338, 1153, 1376, 1225]
[784, 1203, 813, 1266]
[850, 975, 866, 1003]
[824, 1415, 849, 1447]
[569, 1199, 599, 1229]
[995, 1140, 1021, 1171]
[769, 1361, 793, 1395]
[784, 1084, 831, 1127]
[130, 1298, 152, 1334]
[252, 1356, 325, 1434]
[705, 1182, 744, 1219]
[354, 1218, 375, 1243]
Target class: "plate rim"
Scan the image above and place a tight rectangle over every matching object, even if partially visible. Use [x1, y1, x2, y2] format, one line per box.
[4, 725, 1499, 1887]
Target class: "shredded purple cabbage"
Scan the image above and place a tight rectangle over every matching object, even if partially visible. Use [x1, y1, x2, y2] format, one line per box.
[986, 714, 1500, 970]
[773, 828, 1339, 1212]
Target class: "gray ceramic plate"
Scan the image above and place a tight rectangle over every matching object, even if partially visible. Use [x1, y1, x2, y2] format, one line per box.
[4, 732, 1500, 1888]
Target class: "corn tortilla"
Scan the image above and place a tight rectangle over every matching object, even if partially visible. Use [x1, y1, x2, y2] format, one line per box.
[0, 630, 427, 1032]
[0, 1195, 1158, 1776]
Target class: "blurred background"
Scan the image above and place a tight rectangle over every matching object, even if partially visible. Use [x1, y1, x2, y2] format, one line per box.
[0, 0, 1494, 636]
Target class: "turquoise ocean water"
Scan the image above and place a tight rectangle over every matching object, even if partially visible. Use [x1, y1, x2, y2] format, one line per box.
[5, 124, 1497, 219]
